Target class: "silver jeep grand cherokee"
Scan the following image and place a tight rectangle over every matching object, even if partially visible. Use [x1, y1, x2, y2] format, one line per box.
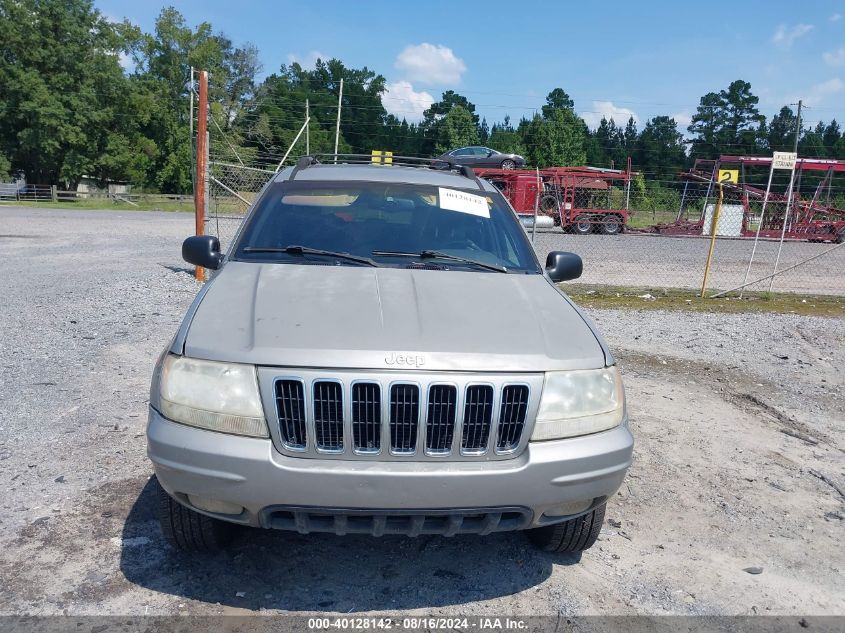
[147, 157, 633, 554]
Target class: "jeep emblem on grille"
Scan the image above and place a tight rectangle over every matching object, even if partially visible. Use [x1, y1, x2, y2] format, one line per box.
[385, 352, 426, 368]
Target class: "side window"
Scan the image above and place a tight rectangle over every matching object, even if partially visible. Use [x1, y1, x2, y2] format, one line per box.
[453, 148, 472, 156]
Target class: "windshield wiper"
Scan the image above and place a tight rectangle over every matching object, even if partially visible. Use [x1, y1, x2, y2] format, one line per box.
[243, 245, 378, 267]
[372, 250, 508, 273]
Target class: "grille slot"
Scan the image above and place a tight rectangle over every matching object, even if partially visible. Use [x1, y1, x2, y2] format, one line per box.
[313, 381, 343, 451]
[497, 385, 529, 451]
[352, 382, 381, 452]
[389, 384, 419, 453]
[426, 385, 457, 453]
[275, 380, 307, 449]
[462, 385, 494, 452]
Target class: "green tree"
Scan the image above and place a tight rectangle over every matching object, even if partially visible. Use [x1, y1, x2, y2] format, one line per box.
[0, 154, 11, 180]
[420, 91, 479, 155]
[0, 0, 131, 187]
[822, 120, 841, 157]
[767, 106, 798, 152]
[635, 116, 686, 180]
[523, 109, 586, 168]
[688, 80, 764, 159]
[488, 116, 526, 156]
[434, 106, 479, 154]
[541, 88, 574, 118]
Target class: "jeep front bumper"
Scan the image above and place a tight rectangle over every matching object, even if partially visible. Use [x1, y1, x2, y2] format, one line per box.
[147, 407, 633, 534]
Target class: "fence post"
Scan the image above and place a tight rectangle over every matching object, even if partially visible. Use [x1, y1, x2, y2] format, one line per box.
[700, 182, 724, 297]
[51, 185, 57, 202]
[194, 69, 208, 282]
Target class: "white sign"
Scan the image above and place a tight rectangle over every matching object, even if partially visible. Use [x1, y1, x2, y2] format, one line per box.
[438, 187, 490, 218]
[772, 152, 797, 170]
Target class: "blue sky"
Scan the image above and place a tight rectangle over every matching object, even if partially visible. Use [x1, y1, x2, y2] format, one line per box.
[98, 0, 845, 131]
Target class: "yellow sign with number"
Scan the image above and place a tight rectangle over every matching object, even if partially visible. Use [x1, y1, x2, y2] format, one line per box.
[371, 150, 393, 165]
[718, 169, 739, 184]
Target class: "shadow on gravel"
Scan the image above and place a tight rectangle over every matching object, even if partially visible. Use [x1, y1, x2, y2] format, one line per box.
[158, 263, 195, 276]
[120, 478, 578, 611]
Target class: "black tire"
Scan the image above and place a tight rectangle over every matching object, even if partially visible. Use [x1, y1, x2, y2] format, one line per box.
[836, 226, 845, 244]
[599, 215, 623, 235]
[539, 195, 561, 225]
[527, 503, 605, 553]
[156, 478, 235, 552]
[501, 159, 516, 170]
[572, 214, 594, 235]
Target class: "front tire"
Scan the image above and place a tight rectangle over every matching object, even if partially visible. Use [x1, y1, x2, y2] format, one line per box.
[501, 159, 516, 170]
[156, 478, 235, 552]
[527, 503, 605, 553]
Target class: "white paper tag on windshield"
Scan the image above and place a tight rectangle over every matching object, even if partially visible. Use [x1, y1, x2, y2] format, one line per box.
[438, 187, 490, 218]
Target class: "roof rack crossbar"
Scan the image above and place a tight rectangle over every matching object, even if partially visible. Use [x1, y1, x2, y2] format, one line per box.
[280, 154, 487, 190]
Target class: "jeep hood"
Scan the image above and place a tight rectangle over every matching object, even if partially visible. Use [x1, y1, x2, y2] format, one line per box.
[183, 261, 608, 372]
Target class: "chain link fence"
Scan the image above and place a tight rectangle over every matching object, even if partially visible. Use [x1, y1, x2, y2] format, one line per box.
[207, 161, 274, 249]
[204, 122, 845, 297]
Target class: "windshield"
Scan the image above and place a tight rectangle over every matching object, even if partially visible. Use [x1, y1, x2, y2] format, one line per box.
[232, 180, 541, 273]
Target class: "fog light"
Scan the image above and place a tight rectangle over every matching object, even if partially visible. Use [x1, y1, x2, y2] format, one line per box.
[543, 500, 592, 518]
[187, 494, 243, 515]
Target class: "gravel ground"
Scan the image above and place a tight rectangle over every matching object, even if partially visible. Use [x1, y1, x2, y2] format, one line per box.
[0, 206, 843, 617]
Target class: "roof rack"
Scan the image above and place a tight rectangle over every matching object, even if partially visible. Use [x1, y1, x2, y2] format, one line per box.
[286, 154, 486, 190]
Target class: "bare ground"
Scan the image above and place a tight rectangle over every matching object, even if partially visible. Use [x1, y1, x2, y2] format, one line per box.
[0, 207, 843, 616]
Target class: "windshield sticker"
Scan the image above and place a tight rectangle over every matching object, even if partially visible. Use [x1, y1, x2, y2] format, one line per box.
[438, 187, 490, 218]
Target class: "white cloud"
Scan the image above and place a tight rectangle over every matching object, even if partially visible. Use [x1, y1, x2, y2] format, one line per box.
[671, 111, 693, 128]
[286, 50, 329, 69]
[802, 78, 845, 106]
[830, 13, 842, 22]
[581, 101, 639, 129]
[394, 43, 466, 86]
[823, 47, 845, 67]
[383, 81, 434, 121]
[771, 23, 814, 48]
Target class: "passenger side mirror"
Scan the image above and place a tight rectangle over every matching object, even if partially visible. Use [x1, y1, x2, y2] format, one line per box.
[545, 251, 582, 282]
[487, 150, 495, 157]
[182, 235, 224, 270]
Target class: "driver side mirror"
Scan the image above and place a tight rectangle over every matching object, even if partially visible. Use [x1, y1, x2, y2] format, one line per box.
[182, 235, 224, 270]
[487, 150, 495, 157]
[545, 251, 582, 282]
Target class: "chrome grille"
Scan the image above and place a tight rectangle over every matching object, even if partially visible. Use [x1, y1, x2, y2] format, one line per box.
[352, 382, 381, 452]
[275, 379, 307, 449]
[263, 371, 539, 461]
[389, 384, 419, 453]
[462, 385, 494, 452]
[426, 385, 457, 453]
[496, 385, 530, 451]
[313, 381, 343, 451]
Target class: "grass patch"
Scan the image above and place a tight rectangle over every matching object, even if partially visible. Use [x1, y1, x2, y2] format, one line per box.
[565, 284, 845, 318]
[0, 199, 194, 212]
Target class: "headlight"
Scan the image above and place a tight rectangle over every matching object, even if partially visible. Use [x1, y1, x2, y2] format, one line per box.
[531, 367, 625, 440]
[158, 355, 268, 438]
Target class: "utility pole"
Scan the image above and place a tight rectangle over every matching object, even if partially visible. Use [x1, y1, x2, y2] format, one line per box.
[334, 78, 343, 160]
[189, 66, 195, 194]
[793, 100, 802, 153]
[194, 69, 208, 282]
[305, 98, 310, 156]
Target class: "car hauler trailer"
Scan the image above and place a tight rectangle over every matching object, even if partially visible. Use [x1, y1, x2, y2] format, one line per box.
[652, 156, 845, 243]
[475, 162, 633, 235]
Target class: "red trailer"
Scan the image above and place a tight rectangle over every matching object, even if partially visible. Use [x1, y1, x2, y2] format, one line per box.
[476, 162, 633, 235]
[652, 156, 845, 243]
